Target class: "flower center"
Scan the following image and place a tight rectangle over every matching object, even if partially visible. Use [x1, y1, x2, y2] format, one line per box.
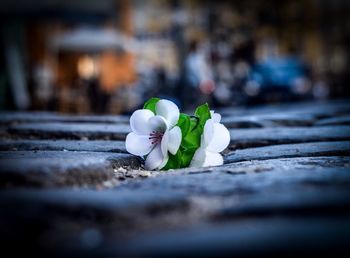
[149, 130, 164, 145]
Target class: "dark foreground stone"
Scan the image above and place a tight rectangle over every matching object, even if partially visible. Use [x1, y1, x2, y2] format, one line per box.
[1, 167, 350, 257]
[113, 217, 350, 257]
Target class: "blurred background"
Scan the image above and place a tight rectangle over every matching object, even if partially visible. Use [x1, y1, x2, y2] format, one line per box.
[0, 0, 349, 114]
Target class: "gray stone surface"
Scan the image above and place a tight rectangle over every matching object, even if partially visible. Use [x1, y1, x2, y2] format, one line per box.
[0, 151, 140, 187]
[165, 156, 350, 176]
[218, 99, 350, 118]
[222, 113, 314, 128]
[0, 111, 129, 125]
[7, 122, 130, 140]
[225, 141, 350, 163]
[114, 218, 350, 257]
[315, 115, 350, 126]
[119, 162, 350, 196]
[0, 188, 188, 219]
[0, 139, 127, 153]
[1, 167, 350, 257]
[229, 125, 350, 148]
[222, 156, 350, 173]
[0, 188, 189, 257]
[1, 100, 350, 257]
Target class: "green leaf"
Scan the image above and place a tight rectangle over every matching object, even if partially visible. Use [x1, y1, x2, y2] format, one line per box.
[177, 113, 190, 137]
[143, 97, 160, 114]
[195, 103, 211, 128]
[182, 117, 201, 148]
[161, 102, 213, 170]
[180, 147, 197, 167]
[162, 150, 182, 170]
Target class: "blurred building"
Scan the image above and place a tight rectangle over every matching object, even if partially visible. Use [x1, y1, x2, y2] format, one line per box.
[1, 0, 349, 113]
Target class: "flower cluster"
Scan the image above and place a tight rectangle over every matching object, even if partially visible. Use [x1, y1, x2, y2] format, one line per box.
[125, 98, 230, 170]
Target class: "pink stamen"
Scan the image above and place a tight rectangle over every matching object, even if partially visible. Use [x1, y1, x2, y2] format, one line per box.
[149, 130, 164, 145]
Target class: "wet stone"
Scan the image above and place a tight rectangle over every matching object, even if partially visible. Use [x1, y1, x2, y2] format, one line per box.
[229, 125, 350, 148]
[7, 122, 130, 140]
[0, 151, 140, 187]
[0, 139, 127, 153]
[225, 141, 350, 163]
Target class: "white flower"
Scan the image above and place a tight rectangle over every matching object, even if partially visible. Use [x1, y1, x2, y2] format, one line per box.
[125, 99, 182, 170]
[190, 111, 230, 167]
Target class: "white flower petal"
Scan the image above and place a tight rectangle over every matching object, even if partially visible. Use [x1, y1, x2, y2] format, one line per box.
[212, 112, 221, 123]
[156, 99, 180, 128]
[125, 132, 153, 156]
[145, 145, 163, 170]
[148, 115, 167, 133]
[130, 109, 154, 135]
[203, 151, 223, 167]
[158, 152, 169, 169]
[168, 126, 182, 155]
[204, 120, 230, 153]
[161, 131, 169, 157]
[190, 148, 223, 168]
[203, 119, 215, 148]
[189, 147, 206, 168]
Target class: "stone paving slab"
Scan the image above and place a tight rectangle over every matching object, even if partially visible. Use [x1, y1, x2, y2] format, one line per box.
[7, 122, 130, 140]
[229, 125, 350, 148]
[159, 156, 350, 177]
[0, 139, 126, 153]
[222, 113, 315, 128]
[1, 167, 350, 257]
[218, 99, 350, 118]
[0, 151, 140, 187]
[222, 156, 350, 174]
[0, 188, 188, 219]
[225, 141, 350, 163]
[314, 115, 350, 126]
[0, 100, 350, 257]
[0, 112, 129, 125]
[0, 188, 189, 258]
[114, 217, 350, 257]
[119, 164, 350, 196]
[214, 187, 350, 219]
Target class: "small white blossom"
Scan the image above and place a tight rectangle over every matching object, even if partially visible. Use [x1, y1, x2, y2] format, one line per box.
[125, 99, 182, 170]
[190, 111, 230, 167]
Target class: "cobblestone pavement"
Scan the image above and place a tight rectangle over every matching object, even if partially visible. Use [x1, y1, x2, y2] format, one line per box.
[0, 100, 350, 257]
